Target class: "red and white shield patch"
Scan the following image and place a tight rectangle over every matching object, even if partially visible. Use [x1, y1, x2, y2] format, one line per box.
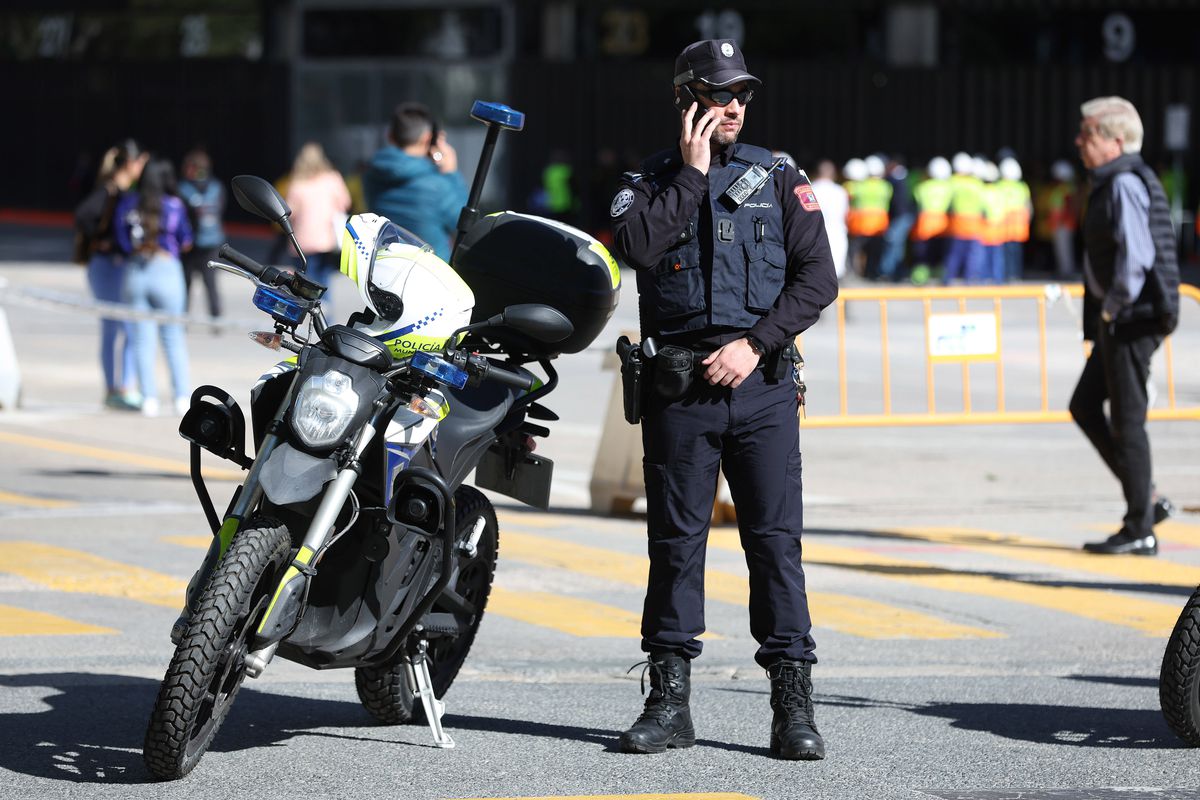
[793, 183, 821, 212]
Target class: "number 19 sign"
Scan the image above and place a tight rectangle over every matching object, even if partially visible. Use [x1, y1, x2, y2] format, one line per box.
[926, 312, 1000, 362]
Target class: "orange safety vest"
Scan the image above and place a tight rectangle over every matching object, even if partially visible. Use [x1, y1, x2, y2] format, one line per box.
[980, 183, 1008, 247]
[848, 177, 891, 237]
[947, 174, 984, 240]
[910, 178, 953, 241]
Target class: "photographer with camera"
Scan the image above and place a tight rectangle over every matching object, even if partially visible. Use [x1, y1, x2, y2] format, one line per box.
[364, 102, 467, 261]
[610, 39, 838, 760]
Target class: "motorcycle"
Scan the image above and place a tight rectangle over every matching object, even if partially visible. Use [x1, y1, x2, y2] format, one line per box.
[142, 101, 621, 780]
[1161, 583, 1200, 746]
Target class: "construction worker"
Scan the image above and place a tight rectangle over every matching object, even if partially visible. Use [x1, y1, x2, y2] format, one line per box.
[858, 154, 893, 279]
[843, 157, 868, 276]
[943, 152, 985, 284]
[997, 157, 1032, 281]
[910, 156, 953, 285]
[980, 161, 1008, 283]
[1042, 159, 1079, 278]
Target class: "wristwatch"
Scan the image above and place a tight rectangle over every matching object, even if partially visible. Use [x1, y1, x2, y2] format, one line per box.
[744, 335, 765, 358]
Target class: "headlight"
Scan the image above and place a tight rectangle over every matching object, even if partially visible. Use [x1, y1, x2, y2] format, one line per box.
[291, 370, 360, 449]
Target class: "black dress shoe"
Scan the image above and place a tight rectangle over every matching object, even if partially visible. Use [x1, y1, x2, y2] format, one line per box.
[1154, 496, 1175, 525]
[1083, 529, 1157, 556]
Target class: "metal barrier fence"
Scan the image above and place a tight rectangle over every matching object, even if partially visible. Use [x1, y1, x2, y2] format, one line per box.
[798, 283, 1200, 429]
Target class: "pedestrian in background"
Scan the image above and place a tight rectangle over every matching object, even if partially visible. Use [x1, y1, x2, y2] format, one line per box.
[997, 156, 1032, 281]
[1069, 96, 1180, 556]
[73, 138, 147, 411]
[943, 152, 985, 284]
[910, 156, 953, 285]
[859, 154, 893, 279]
[611, 39, 837, 761]
[842, 157, 868, 277]
[980, 160, 1008, 283]
[285, 142, 352, 287]
[178, 147, 225, 323]
[1044, 159, 1079, 278]
[876, 155, 914, 282]
[113, 157, 194, 418]
[364, 102, 468, 262]
[810, 159, 849, 280]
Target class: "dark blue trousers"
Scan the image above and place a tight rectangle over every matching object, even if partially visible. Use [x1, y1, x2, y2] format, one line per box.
[640, 368, 815, 668]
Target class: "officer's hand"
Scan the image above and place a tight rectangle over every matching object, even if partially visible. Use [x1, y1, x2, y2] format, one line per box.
[701, 339, 760, 388]
[680, 103, 720, 175]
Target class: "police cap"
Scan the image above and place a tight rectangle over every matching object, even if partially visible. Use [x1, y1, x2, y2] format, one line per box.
[673, 39, 762, 90]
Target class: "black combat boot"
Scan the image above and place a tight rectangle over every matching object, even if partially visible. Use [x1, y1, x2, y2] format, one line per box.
[619, 652, 695, 753]
[768, 659, 825, 760]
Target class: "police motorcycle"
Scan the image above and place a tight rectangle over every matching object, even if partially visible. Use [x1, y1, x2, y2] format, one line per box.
[142, 101, 621, 780]
[1161, 584, 1200, 746]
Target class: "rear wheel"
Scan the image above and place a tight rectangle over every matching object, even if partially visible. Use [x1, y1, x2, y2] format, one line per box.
[1161, 584, 1200, 746]
[355, 486, 498, 724]
[143, 519, 291, 779]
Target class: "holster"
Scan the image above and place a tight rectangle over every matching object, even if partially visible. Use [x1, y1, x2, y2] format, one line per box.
[763, 340, 802, 381]
[616, 336, 645, 424]
[651, 345, 694, 400]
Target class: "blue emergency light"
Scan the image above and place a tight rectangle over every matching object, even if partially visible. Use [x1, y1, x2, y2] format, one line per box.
[470, 101, 525, 131]
[252, 285, 308, 326]
[410, 352, 469, 389]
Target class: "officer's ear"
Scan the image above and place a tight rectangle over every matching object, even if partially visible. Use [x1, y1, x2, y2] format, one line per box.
[674, 85, 697, 112]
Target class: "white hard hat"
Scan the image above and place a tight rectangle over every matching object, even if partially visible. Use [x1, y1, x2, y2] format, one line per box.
[981, 161, 1000, 183]
[972, 156, 989, 179]
[999, 157, 1022, 182]
[951, 152, 974, 175]
[864, 154, 886, 178]
[843, 158, 868, 182]
[927, 156, 952, 181]
[339, 213, 475, 358]
[1051, 159, 1075, 182]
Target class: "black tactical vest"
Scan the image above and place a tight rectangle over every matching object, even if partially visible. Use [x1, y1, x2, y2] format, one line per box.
[636, 143, 787, 337]
[1083, 153, 1180, 338]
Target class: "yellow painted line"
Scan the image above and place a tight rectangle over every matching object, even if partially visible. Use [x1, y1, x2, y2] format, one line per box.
[452, 795, 759, 800]
[0, 542, 185, 608]
[164, 535, 212, 548]
[893, 526, 1200, 589]
[0, 429, 242, 481]
[0, 603, 115, 636]
[487, 587, 644, 639]
[502, 530, 998, 640]
[1087, 518, 1200, 540]
[0, 489, 76, 509]
[709, 531, 1181, 637]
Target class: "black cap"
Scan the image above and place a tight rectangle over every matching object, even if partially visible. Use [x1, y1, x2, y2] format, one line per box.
[673, 39, 761, 90]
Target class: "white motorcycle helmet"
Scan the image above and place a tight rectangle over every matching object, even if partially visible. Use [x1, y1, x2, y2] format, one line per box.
[338, 213, 475, 359]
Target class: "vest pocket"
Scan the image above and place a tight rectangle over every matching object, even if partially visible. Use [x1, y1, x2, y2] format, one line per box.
[745, 241, 787, 313]
[650, 251, 705, 321]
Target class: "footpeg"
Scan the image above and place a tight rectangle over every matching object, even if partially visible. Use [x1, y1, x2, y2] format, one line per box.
[404, 639, 454, 748]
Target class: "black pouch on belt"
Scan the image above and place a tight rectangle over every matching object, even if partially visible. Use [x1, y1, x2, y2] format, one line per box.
[616, 336, 645, 424]
[651, 345, 694, 400]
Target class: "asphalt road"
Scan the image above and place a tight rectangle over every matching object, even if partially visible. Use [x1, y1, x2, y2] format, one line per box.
[1, 222, 1199, 800]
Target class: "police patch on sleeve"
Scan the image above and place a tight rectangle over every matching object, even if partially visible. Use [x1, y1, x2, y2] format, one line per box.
[792, 171, 821, 212]
[610, 187, 635, 218]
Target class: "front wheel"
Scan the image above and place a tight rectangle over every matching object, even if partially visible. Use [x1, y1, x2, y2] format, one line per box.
[1161, 583, 1200, 746]
[143, 519, 292, 780]
[355, 485, 498, 724]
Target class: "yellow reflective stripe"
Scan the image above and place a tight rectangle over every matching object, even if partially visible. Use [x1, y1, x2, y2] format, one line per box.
[0, 603, 116, 636]
[589, 240, 621, 289]
[217, 518, 240, 556]
[340, 230, 358, 282]
[295, 546, 315, 565]
[257, 565, 301, 634]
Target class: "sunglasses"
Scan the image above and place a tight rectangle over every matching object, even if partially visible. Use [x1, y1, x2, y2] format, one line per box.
[694, 86, 754, 106]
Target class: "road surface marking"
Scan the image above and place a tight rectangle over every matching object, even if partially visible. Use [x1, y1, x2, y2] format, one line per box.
[453, 794, 759, 800]
[707, 532, 1182, 636]
[0, 603, 115, 636]
[502, 530, 999, 640]
[0, 490, 76, 509]
[487, 588, 645, 639]
[0, 542, 184, 607]
[0, 429, 241, 480]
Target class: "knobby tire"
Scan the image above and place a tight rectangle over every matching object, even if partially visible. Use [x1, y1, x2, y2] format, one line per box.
[1160, 583, 1200, 747]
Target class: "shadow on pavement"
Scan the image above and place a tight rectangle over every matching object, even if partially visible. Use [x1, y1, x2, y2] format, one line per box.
[1065, 674, 1160, 688]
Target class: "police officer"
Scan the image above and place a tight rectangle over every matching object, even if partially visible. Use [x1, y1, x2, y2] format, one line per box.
[610, 39, 838, 760]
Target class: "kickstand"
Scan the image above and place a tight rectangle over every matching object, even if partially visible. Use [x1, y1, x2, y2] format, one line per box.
[403, 639, 455, 749]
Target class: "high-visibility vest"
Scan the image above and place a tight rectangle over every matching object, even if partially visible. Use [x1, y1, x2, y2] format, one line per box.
[996, 178, 1031, 243]
[980, 183, 1008, 246]
[848, 177, 891, 236]
[910, 178, 953, 241]
[1044, 182, 1077, 233]
[947, 174, 984, 240]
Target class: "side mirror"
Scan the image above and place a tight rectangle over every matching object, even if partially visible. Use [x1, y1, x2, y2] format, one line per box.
[231, 175, 291, 225]
[500, 304, 573, 344]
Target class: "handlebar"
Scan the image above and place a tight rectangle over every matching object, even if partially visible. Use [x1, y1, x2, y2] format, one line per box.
[217, 244, 267, 277]
[483, 361, 536, 391]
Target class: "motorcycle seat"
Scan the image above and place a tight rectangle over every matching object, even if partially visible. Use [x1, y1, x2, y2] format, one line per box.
[436, 379, 522, 486]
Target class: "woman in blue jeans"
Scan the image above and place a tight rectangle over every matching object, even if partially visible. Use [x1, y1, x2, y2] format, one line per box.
[74, 139, 147, 410]
[114, 158, 194, 417]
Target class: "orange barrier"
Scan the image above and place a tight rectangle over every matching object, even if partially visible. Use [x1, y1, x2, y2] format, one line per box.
[799, 283, 1200, 428]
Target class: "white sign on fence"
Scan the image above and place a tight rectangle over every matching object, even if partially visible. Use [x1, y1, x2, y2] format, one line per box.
[927, 312, 1000, 362]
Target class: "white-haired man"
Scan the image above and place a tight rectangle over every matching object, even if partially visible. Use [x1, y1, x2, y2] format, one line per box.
[1070, 96, 1180, 555]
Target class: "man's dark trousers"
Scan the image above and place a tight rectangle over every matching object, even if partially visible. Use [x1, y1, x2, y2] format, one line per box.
[1069, 323, 1162, 537]
[640, 368, 815, 668]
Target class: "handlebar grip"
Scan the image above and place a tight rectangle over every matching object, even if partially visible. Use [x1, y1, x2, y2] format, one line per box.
[218, 244, 267, 278]
[486, 363, 535, 391]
